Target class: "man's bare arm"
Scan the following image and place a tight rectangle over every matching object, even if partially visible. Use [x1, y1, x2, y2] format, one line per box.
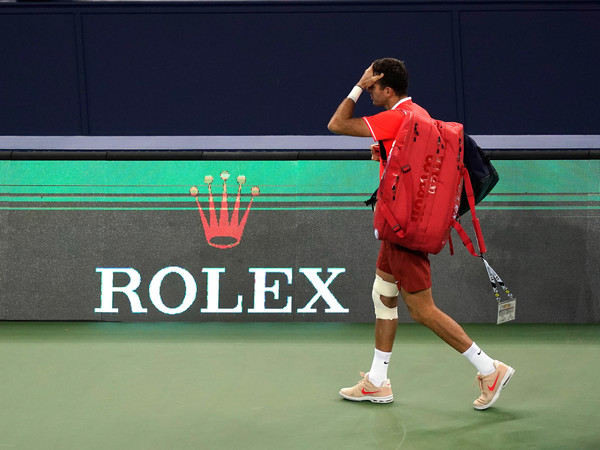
[327, 98, 371, 136]
[327, 64, 383, 137]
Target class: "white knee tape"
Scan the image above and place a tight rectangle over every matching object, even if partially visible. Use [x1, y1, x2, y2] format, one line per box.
[372, 275, 399, 320]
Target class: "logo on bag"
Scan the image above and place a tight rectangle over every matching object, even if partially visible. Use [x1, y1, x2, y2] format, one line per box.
[412, 154, 443, 222]
[190, 171, 260, 249]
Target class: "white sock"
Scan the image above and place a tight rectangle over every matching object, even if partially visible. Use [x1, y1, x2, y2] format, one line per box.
[368, 349, 392, 387]
[462, 342, 496, 376]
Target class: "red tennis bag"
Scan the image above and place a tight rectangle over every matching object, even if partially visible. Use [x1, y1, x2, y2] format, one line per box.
[373, 108, 485, 256]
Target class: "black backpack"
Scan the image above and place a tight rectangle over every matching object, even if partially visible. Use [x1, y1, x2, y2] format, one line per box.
[458, 134, 499, 216]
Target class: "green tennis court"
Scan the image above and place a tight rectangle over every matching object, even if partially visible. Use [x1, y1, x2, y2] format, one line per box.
[1, 322, 598, 449]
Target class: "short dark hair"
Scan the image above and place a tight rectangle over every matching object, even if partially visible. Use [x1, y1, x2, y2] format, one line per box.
[372, 58, 409, 97]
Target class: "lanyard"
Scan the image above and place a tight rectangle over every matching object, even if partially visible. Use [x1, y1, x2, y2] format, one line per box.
[481, 256, 514, 302]
[481, 256, 517, 324]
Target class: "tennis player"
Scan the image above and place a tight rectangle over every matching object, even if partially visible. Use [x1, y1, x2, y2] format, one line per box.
[327, 58, 514, 410]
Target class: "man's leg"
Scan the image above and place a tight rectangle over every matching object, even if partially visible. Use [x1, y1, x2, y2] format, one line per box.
[368, 269, 399, 388]
[400, 287, 515, 409]
[400, 287, 471, 352]
[338, 269, 397, 403]
[374, 269, 398, 353]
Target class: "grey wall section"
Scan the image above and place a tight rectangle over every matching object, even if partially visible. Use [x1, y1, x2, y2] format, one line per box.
[2, 209, 598, 323]
[0, 1, 598, 136]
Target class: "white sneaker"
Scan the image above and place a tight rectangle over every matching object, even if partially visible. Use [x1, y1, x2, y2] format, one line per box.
[473, 360, 515, 410]
[339, 372, 393, 404]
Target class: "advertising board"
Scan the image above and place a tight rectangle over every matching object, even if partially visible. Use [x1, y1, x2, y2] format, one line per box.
[1, 159, 598, 322]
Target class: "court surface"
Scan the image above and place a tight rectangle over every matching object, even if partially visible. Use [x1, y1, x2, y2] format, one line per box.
[1, 322, 599, 449]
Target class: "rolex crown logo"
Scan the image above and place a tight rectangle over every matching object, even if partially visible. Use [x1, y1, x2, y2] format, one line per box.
[190, 171, 260, 249]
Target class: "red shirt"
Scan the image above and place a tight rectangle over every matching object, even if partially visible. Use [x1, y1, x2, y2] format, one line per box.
[363, 97, 430, 176]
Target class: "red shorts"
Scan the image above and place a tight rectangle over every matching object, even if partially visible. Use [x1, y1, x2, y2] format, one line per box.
[376, 241, 431, 293]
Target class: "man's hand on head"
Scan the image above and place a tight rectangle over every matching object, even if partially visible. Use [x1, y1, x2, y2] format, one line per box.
[357, 64, 384, 90]
[327, 63, 383, 137]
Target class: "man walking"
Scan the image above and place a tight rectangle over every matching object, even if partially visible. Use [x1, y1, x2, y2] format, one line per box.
[327, 58, 514, 410]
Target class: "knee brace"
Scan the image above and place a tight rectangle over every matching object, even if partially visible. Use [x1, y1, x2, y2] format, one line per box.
[372, 275, 399, 320]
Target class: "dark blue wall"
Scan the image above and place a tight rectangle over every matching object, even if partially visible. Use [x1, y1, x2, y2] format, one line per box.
[0, 1, 598, 136]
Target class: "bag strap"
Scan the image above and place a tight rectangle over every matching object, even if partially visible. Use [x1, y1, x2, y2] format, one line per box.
[451, 221, 478, 257]
[379, 140, 387, 164]
[377, 141, 413, 239]
[463, 165, 487, 255]
[364, 188, 378, 210]
[379, 199, 410, 239]
[451, 166, 487, 256]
